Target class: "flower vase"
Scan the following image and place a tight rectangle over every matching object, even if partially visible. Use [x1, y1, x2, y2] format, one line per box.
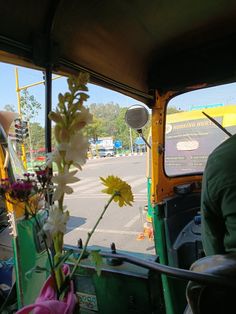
[16, 264, 77, 314]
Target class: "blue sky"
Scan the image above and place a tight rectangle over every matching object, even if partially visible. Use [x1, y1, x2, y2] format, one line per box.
[0, 62, 142, 125]
[169, 82, 236, 111]
[1, 62, 236, 126]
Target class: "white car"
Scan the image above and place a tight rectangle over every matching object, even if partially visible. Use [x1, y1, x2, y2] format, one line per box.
[98, 148, 115, 157]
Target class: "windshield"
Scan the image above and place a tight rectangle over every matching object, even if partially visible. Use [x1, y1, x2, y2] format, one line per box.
[165, 83, 236, 176]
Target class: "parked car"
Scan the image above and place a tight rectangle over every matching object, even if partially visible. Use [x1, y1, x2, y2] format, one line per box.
[98, 148, 115, 157]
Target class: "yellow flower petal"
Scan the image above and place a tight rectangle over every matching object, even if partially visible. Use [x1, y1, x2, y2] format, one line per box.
[100, 175, 134, 207]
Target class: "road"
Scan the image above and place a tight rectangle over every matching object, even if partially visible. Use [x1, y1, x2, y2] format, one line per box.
[64, 154, 155, 255]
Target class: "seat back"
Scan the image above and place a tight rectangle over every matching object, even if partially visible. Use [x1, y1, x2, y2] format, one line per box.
[186, 254, 236, 314]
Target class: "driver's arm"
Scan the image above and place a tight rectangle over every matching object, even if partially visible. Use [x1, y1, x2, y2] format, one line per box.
[201, 180, 236, 256]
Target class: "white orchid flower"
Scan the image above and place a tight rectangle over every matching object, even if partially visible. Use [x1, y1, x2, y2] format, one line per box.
[52, 166, 80, 200]
[78, 106, 93, 124]
[43, 206, 69, 236]
[70, 106, 93, 132]
[64, 132, 89, 169]
[46, 149, 62, 168]
[48, 111, 64, 124]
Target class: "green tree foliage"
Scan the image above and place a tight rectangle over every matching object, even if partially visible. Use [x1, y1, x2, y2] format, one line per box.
[20, 90, 42, 120]
[88, 102, 120, 138]
[167, 106, 182, 114]
[85, 116, 105, 141]
[27, 122, 45, 150]
[89, 102, 120, 121]
[87, 103, 151, 150]
[20, 90, 44, 156]
[3, 104, 16, 112]
[114, 107, 131, 148]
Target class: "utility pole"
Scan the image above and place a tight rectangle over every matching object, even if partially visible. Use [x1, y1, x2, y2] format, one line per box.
[129, 128, 133, 154]
[15, 67, 27, 169]
[14, 67, 61, 169]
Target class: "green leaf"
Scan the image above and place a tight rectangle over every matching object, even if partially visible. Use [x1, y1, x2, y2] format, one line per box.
[78, 92, 89, 101]
[89, 250, 103, 276]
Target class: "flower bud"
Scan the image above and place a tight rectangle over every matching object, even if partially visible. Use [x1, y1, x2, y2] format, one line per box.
[54, 125, 61, 142]
[69, 120, 86, 132]
[48, 111, 63, 124]
[60, 128, 70, 142]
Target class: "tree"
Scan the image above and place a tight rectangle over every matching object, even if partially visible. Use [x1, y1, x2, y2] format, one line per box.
[3, 104, 16, 112]
[24, 122, 45, 167]
[86, 102, 151, 152]
[89, 102, 120, 121]
[20, 90, 43, 164]
[114, 107, 131, 148]
[29, 122, 45, 150]
[167, 106, 182, 114]
[88, 102, 120, 137]
[85, 116, 105, 141]
[20, 90, 42, 121]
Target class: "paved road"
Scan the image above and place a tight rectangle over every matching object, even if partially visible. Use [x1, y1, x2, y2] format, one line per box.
[64, 154, 155, 255]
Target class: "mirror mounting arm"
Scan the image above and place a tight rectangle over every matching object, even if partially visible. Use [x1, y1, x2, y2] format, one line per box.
[137, 129, 151, 149]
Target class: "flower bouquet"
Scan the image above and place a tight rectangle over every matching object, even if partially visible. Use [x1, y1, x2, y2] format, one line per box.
[10, 73, 134, 314]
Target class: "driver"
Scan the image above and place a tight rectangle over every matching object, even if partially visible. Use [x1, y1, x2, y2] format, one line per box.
[186, 134, 236, 314]
[201, 134, 236, 255]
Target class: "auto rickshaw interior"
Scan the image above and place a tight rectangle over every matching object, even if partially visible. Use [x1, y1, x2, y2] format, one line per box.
[1, 1, 236, 314]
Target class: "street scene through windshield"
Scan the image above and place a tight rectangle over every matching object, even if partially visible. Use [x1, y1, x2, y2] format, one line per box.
[0, 62, 153, 256]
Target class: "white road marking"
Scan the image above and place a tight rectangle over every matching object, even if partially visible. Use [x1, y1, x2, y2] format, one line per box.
[124, 214, 141, 228]
[65, 198, 146, 202]
[73, 181, 102, 192]
[87, 185, 104, 193]
[66, 226, 139, 235]
[65, 193, 146, 200]
[128, 177, 146, 188]
[66, 175, 147, 199]
[74, 176, 134, 192]
[69, 177, 94, 186]
[140, 188, 147, 193]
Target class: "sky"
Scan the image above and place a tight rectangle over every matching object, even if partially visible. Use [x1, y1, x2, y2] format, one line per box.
[169, 82, 236, 112]
[0, 62, 143, 125]
[1, 62, 236, 126]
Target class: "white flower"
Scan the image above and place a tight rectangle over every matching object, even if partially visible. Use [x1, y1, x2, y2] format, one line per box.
[46, 149, 62, 168]
[52, 166, 80, 200]
[58, 132, 89, 170]
[48, 111, 64, 124]
[77, 106, 93, 125]
[43, 206, 69, 236]
[69, 106, 93, 132]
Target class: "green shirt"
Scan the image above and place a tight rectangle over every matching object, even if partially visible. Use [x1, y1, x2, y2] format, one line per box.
[201, 134, 236, 255]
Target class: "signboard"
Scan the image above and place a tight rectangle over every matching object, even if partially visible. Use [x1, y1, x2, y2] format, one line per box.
[134, 137, 145, 145]
[165, 116, 236, 176]
[114, 140, 122, 148]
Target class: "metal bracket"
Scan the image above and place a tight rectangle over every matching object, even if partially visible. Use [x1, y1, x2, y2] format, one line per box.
[158, 144, 164, 154]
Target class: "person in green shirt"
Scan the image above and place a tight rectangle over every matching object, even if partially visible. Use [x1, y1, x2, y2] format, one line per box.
[185, 135, 236, 314]
[201, 134, 236, 255]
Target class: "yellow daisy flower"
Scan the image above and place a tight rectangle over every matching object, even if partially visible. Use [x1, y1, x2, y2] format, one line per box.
[100, 175, 134, 207]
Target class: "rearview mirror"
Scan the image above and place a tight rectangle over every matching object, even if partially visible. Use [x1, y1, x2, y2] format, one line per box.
[125, 105, 151, 149]
[125, 105, 149, 130]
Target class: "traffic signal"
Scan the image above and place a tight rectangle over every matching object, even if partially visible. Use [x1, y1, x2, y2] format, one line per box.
[14, 119, 29, 143]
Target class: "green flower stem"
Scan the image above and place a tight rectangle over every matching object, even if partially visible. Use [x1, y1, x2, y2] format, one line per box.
[54, 232, 64, 290]
[58, 197, 64, 211]
[70, 192, 118, 279]
[53, 195, 65, 291]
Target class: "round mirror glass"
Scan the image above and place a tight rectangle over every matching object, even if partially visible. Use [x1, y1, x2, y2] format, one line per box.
[125, 105, 149, 130]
